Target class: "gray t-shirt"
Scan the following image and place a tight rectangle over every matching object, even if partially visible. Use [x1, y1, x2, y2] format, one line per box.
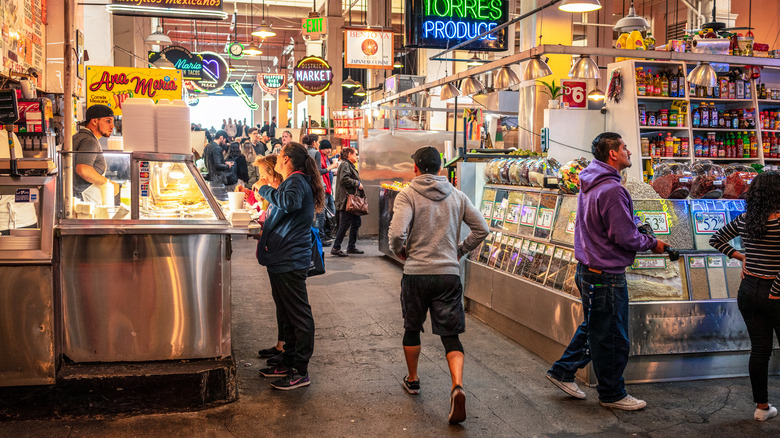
[72, 128, 106, 196]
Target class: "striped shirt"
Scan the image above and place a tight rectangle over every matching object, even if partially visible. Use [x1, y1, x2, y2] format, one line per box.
[710, 213, 780, 297]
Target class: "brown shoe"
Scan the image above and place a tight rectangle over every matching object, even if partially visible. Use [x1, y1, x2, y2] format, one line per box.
[448, 386, 466, 424]
[330, 249, 348, 257]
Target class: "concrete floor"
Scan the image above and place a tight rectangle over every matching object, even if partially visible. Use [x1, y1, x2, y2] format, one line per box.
[2, 238, 780, 437]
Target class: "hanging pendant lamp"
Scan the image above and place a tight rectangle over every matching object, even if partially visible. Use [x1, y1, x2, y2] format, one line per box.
[262, 93, 275, 102]
[522, 55, 553, 81]
[353, 86, 367, 97]
[461, 76, 485, 96]
[588, 87, 606, 100]
[244, 42, 263, 56]
[252, 0, 276, 38]
[342, 75, 360, 88]
[467, 54, 483, 66]
[145, 19, 171, 45]
[614, 0, 650, 33]
[559, 0, 602, 13]
[439, 83, 460, 101]
[686, 62, 718, 87]
[495, 66, 521, 89]
[569, 55, 600, 79]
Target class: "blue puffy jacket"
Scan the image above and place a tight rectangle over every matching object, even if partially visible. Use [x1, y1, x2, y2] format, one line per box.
[256, 172, 315, 273]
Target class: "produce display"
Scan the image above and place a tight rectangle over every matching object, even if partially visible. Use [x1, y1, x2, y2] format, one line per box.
[652, 162, 692, 199]
[689, 161, 725, 199]
[557, 158, 589, 194]
[500, 159, 514, 185]
[722, 163, 756, 199]
[528, 157, 561, 188]
[517, 158, 533, 186]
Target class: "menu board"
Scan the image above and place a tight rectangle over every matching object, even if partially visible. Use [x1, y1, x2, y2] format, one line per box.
[2, 0, 47, 89]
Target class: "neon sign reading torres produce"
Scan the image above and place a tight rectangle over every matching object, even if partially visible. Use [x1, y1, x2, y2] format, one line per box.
[406, 0, 508, 51]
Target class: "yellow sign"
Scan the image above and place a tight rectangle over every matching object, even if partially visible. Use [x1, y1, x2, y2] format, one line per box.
[85, 66, 184, 116]
[302, 17, 327, 38]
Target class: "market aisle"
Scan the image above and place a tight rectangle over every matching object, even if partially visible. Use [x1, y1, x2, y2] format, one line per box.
[2, 238, 780, 437]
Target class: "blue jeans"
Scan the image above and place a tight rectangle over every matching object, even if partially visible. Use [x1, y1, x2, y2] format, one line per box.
[548, 263, 630, 403]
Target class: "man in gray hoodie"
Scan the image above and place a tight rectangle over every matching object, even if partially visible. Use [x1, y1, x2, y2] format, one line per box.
[389, 146, 489, 425]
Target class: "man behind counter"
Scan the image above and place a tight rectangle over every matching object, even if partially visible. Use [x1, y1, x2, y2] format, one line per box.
[73, 104, 119, 203]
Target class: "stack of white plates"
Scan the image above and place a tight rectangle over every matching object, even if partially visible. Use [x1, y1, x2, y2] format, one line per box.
[0, 235, 40, 251]
[122, 98, 156, 152]
[156, 99, 191, 155]
[107, 136, 124, 151]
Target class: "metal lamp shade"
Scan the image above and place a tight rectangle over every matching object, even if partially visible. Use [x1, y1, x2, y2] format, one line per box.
[342, 76, 360, 88]
[439, 83, 460, 100]
[686, 62, 718, 88]
[588, 88, 606, 100]
[461, 77, 485, 96]
[522, 55, 553, 81]
[559, 0, 602, 13]
[353, 86, 367, 97]
[614, 4, 649, 32]
[262, 94, 275, 102]
[495, 66, 521, 89]
[145, 26, 171, 45]
[252, 24, 277, 39]
[244, 43, 263, 56]
[569, 55, 600, 79]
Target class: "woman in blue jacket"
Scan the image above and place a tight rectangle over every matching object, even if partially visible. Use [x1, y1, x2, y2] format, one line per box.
[255, 142, 325, 390]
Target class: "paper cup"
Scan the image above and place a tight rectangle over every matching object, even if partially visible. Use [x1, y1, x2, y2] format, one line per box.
[228, 192, 245, 211]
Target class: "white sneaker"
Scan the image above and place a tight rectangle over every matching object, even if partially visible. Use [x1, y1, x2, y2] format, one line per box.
[546, 373, 586, 399]
[755, 404, 778, 421]
[600, 394, 646, 410]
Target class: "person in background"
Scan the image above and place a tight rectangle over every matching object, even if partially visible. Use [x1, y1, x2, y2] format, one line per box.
[248, 128, 266, 156]
[241, 141, 259, 188]
[72, 104, 120, 203]
[546, 132, 667, 411]
[242, 118, 250, 138]
[269, 116, 277, 138]
[203, 130, 233, 187]
[302, 134, 320, 162]
[331, 147, 363, 257]
[388, 146, 489, 424]
[221, 119, 227, 130]
[270, 138, 283, 156]
[711, 171, 780, 422]
[236, 120, 244, 141]
[281, 130, 293, 147]
[226, 117, 237, 140]
[315, 140, 338, 245]
[259, 121, 270, 137]
[256, 143, 324, 390]
[224, 142, 245, 190]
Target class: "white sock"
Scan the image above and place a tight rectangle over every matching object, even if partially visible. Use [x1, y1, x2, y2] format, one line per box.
[754, 404, 778, 421]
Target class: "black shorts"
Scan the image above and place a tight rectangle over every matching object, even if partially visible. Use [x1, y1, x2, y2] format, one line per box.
[401, 274, 465, 336]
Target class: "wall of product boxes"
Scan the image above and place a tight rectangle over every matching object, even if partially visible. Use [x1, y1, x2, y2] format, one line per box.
[469, 185, 747, 303]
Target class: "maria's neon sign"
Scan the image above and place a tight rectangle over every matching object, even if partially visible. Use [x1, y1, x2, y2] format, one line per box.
[406, 0, 508, 51]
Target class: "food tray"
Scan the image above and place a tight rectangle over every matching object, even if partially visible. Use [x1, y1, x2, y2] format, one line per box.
[633, 199, 695, 250]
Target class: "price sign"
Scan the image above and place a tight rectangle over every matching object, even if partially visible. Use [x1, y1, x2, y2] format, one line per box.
[505, 203, 521, 224]
[492, 199, 507, 221]
[529, 242, 538, 253]
[694, 211, 727, 234]
[634, 211, 670, 235]
[545, 245, 554, 256]
[561, 80, 587, 109]
[631, 257, 667, 269]
[519, 205, 537, 227]
[707, 256, 724, 268]
[565, 211, 577, 234]
[562, 250, 572, 262]
[689, 257, 706, 268]
[554, 248, 564, 259]
[522, 240, 530, 252]
[726, 258, 742, 268]
[536, 208, 555, 230]
[480, 200, 494, 219]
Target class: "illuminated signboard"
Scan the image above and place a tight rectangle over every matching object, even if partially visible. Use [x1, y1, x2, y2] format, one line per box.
[86, 66, 183, 115]
[190, 52, 229, 94]
[405, 0, 509, 51]
[302, 16, 327, 38]
[258, 73, 286, 94]
[231, 81, 259, 110]
[149, 46, 202, 81]
[108, 0, 227, 20]
[293, 56, 333, 96]
[344, 28, 394, 70]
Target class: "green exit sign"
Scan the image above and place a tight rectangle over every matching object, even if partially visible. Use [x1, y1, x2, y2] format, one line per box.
[302, 17, 327, 37]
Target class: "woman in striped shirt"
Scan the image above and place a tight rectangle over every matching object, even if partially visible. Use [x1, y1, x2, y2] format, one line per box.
[711, 171, 780, 422]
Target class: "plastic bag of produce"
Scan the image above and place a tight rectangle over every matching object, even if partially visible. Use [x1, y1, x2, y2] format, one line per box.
[500, 158, 514, 184]
[509, 158, 528, 185]
[722, 163, 757, 199]
[528, 157, 561, 188]
[557, 157, 590, 194]
[484, 159, 499, 183]
[690, 160, 725, 199]
[651, 162, 692, 199]
[517, 157, 535, 186]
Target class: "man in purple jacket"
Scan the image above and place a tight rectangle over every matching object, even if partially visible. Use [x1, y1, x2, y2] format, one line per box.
[546, 132, 668, 411]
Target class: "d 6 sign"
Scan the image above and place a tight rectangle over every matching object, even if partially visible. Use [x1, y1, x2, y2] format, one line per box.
[561, 80, 587, 109]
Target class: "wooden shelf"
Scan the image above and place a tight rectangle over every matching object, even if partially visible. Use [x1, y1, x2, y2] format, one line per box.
[692, 157, 758, 161]
[690, 98, 754, 103]
[761, 129, 780, 133]
[639, 126, 689, 130]
[637, 96, 687, 101]
[691, 128, 756, 132]
[757, 99, 780, 104]
[640, 156, 691, 160]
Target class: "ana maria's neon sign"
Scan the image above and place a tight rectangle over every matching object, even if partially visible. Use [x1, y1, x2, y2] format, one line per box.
[407, 0, 508, 51]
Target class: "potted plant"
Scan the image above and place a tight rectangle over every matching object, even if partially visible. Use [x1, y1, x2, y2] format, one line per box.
[538, 79, 562, 109]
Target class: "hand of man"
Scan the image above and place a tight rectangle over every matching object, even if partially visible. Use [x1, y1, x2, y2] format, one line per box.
[651, 239, 669, 254]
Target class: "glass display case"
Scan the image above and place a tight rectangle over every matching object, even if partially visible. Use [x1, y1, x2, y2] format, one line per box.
[0, 175, 56, 261]
[59, 151, 226, 224]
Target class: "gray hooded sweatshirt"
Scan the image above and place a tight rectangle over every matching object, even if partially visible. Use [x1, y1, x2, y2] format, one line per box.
[389, 174, 489, 275]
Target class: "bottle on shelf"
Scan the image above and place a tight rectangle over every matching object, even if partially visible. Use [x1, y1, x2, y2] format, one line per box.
[636, 68, 646, 96]
[692, 105, 701, 128]
[644, 32, 656, 51]
[654, 74, 661, 97]
[664, 132, 674, 157]
[677, 68, 686, 97]
[661, 73, 670, 97]
[629, 30, 646, 50]
[701, 103, 709, 127]
[763, 132, 771, 157]
[749, 131, 758, 158]
[710, 103, 719, 128]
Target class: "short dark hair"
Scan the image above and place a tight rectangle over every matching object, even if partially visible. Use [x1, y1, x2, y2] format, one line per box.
[215, 130, 228, 140]
[248, 127, 258, 135]
[591, 132, 623, 162]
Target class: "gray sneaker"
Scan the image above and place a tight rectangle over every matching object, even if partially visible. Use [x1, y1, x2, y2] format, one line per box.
[546, 373, 586, 399]
[600, 394, 646, 410]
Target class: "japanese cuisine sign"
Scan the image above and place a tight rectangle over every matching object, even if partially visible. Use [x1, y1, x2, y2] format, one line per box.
[344, 28, 394, 70]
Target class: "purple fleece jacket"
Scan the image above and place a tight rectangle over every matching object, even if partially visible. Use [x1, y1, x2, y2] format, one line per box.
[574, 159, 657, 273]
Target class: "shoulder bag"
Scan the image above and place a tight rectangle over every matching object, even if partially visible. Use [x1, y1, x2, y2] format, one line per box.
[345, 188, 369, 216]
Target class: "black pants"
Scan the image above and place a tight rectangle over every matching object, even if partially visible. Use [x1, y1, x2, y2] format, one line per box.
[737, 275, 780, 404]
[268, 269, 315, 375]
[333, 210, 361, 251]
